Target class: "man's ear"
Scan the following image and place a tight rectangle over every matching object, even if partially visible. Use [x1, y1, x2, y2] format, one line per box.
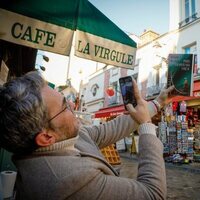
[35, 130, 56, 147]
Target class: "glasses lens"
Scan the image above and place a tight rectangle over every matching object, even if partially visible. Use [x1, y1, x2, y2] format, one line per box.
[48, 97, 71, 122]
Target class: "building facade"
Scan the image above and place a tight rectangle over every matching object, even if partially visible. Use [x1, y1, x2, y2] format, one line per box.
[137, 0, 200, 99]
[80, 0, 200, 121]
[79, 68, 105, 114]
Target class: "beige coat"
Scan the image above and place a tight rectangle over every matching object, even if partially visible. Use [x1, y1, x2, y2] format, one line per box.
[14, 114, 166, 200]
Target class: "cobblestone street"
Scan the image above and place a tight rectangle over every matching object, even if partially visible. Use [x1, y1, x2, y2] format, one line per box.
[120, 157, 200, 200]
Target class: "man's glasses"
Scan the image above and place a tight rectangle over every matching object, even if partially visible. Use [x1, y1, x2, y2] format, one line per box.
[48, 97, 72, 122]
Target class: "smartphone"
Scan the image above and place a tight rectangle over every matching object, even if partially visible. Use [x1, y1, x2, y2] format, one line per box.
[119, 76, 137, 109]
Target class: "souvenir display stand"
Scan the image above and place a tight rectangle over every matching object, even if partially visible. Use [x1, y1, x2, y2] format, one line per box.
[158, 100, 200, 163]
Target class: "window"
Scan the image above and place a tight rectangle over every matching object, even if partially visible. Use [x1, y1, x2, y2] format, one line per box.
[184, 47, 191, 54]
[183, 44, 197, 54]
[191, 0, 196, 15]
[185, 0, 196, 17]
[185, 0, 190, 19]
[155, 69, 160, 86]
[153, 65, 161, 86]
[179, 0, 197, 27]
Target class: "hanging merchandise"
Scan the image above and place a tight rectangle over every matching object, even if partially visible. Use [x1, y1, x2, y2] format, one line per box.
[165, 103, 173, 116]
[179, 101, 187, 113]
[187, 108, 194, 128]
[158, 100, 200, 163]
[172, 101, 178, 112]
[164, 103, 173, 123]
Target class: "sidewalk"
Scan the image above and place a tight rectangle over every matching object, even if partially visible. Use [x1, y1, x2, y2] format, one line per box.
[119, 151, 200, 174]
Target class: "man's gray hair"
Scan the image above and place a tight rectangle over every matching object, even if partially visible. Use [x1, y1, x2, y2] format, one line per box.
[0, 71, 48, 154]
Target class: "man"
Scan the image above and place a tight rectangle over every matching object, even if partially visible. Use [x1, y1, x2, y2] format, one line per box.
[0, 71, 173, 200]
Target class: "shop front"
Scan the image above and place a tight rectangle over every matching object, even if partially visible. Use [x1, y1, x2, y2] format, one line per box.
[95, 104, 127, 120]
[158, 82, 200, 163]
[95, 104, 139, 154]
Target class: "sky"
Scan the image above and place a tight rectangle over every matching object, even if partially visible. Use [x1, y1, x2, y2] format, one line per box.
[40, 0, 170, 90]
[89, 0, 169, 36]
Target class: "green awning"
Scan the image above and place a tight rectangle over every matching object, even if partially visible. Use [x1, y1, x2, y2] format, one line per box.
[0, 0, 137, 68]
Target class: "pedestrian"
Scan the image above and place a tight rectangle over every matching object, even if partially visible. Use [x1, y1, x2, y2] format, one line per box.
[0, 71, 173, 200]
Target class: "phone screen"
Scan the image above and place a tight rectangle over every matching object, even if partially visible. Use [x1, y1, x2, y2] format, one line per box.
[119, 76, 137, 109]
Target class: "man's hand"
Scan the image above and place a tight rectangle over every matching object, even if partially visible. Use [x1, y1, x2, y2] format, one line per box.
[126, 79, 151, 125]
[155, 85, 175, 108]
